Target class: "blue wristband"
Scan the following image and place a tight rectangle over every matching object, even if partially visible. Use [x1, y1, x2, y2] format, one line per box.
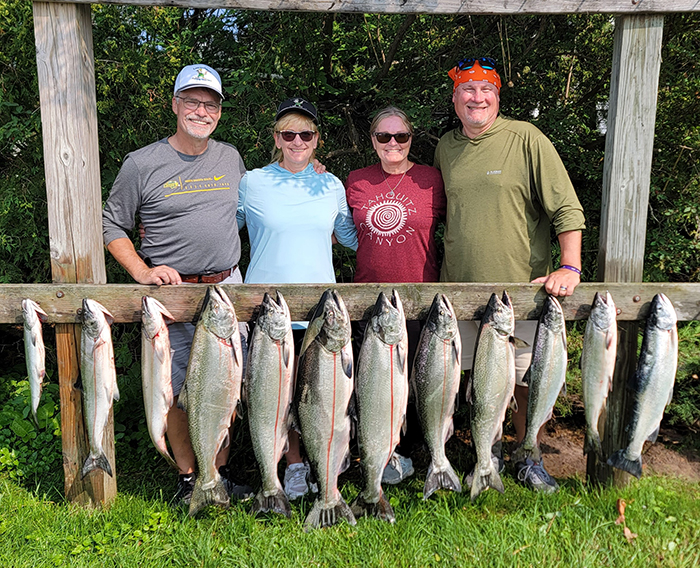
[559, 264, 581, 275]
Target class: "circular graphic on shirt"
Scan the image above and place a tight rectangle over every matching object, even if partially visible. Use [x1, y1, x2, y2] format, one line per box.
[365, 200, 407, 237]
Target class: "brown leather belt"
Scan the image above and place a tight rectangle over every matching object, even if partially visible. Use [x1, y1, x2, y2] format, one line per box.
[179, 266, 236, 284]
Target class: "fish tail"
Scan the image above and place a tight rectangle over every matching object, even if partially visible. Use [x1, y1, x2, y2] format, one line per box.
[511, 443, 540, 466]
[81, 452, 113, 478]
[251, 489, 292, 518]
[423, 461, 462, 500]
[583, 427, 604, 460]
[350, 491, 395, 523]
[188, 475, 230, 517]
[606, 450, 643, 479]
[303, 497, 357, 531]
[470, 463, 505, 502]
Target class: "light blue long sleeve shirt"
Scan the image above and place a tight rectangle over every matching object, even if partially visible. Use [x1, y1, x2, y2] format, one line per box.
[237, 162, 358, 284]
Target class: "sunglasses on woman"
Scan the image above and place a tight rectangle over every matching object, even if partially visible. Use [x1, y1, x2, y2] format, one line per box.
[277, 130, 316, 142]
[373, 132, 411, 144]
[457, 57, 497, 71]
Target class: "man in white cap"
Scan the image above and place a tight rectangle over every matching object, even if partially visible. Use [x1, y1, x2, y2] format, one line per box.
[103, 64, 252, 505]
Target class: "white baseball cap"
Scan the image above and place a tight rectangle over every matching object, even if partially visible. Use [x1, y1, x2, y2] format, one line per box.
[173, 64, 223, 98]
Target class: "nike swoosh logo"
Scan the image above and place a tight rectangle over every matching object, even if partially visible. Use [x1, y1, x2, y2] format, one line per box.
[214, 175, 226, 181]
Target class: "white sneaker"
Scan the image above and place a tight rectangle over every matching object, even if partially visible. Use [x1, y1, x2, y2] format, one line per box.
[382, 452, 415, 485]
[284, 462, 318, 499]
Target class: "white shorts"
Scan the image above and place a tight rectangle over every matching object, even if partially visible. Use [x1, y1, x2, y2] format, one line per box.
[458, 320, 538, 387]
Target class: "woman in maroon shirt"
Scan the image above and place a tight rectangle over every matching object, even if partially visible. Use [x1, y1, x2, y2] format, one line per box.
[345, 106, 446, 484]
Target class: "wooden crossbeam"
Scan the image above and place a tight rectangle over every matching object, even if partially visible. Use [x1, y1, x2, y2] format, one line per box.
[3, 282, 700, 324]
[31, 0, 700, 15]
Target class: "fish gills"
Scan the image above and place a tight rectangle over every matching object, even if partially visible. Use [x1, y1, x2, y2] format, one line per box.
[180, 286, 243, 516]
[469, 292, 515, 501]
[411, 293, 462, 500]
[141, 296, 178, 469]
[80, 299, 119, 478]
[512, 295, 567, 465]
[247, 291, 294, 518]
[351, 290, 409, 523]
[295, 289, 356, 530]
[581, 291, 617, 459]
[607, 293, 677, 478]
[23, 299, 48, 427]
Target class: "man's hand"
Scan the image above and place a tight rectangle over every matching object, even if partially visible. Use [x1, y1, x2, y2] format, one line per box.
[107, 237, 182, 285]
[135, 264, 183, 286]
[531, 268, 580, 297]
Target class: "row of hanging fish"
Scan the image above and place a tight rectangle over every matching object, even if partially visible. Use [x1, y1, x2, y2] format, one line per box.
[21, 287, 679, 521]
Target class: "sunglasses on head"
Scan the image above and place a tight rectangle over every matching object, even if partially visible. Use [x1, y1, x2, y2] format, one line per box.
[277, 130, 316, 142]
[457, 57, 497, 71]
[373, 132, 411, 144]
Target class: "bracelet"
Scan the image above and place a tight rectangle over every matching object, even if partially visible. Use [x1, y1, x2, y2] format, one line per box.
[559, 264, 582, 275]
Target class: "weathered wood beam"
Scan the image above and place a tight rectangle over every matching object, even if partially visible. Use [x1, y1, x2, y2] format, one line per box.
[588, 14, 664, 487]
[33, 1, 115, 507]
[30, 0, 700, 14]
[3, 282, 699, 324]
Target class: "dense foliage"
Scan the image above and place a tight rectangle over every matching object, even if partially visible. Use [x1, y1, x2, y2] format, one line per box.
[1, 5, 699, 481]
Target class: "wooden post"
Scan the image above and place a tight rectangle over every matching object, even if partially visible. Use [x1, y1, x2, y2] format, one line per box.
[589, 14, 664, 486]
[33, 2, 116, 506]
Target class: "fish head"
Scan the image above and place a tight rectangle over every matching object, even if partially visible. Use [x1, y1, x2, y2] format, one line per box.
[426, 293, 459, 341]
[21, 299, 48, 328]
[257, 291, 291, 341]
[540, 295, 565, 334]
[200, 286, 237, 340]
[141, 296, 174, 340]
[589, 291, 617, 331]
[481, 292, 515, 337]
[370, 290, 406, 346]
[316, 289, 351, 353]
[648, 293, 677, 331]
[81, 299, 114, 338]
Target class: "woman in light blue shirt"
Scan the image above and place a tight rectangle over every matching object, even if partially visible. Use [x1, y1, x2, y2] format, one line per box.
[237, 98, 357, 503]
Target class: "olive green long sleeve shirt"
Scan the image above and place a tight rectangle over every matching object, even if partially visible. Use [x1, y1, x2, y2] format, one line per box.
[434, 115, 585, 283]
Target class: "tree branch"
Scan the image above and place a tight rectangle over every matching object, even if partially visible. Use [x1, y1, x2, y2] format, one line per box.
[376, 14, 417, 82]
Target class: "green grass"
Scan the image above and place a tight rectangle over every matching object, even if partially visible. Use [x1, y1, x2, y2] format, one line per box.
[2, 470, 699, 567]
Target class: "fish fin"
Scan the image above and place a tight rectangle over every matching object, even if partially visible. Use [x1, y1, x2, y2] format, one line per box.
[465, 373, 473, 404]
[606, 329, 615, 350]
[607, 450, 642, 479]
[113, 380, 120, 402]
[647, 426, 660, 444]
[351, 492, 395, 523]
[559, 381, 567, 397]
[445, 418, 454, 444]
[304, 497, 356, 531]
[339, 449, 352, 475]
[470, 462, 505, 502]
[583, 427, 604, 460]
[513, 337, 530, 349]
[251, 489, 292, 518]
[450, 339, 460, 366]
[401, 414, 407, 436]
[282, 337, 292, 368]
[341, 344, 353, 380]
[509, 395, 518, 412]
[177, 384, 188, 413]
[423, 461, 462, 500]
[666, 387, 674, 407]
[188, 475, 230, 517]
[231, 336, 240, 367]
[81, 452, 113, 478]
[74, 374, 83, 393]
[397, 342, 407, 372]
[521, 368, 531, 387]
[31, 408, 40, 428]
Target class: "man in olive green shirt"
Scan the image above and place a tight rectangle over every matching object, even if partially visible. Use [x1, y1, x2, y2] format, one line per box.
[435, 57, 585, 493]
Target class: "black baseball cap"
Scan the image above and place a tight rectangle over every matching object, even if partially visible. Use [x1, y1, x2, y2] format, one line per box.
[275, 97, 318, 124]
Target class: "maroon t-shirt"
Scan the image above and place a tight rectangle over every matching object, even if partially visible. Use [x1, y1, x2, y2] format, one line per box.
[345, 163, 446, 283]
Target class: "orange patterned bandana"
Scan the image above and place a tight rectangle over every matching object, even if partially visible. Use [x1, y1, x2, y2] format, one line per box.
[448, 61, 502, 92]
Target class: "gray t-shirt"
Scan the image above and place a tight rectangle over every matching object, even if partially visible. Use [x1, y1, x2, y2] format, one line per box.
[103, 138, 245, 275]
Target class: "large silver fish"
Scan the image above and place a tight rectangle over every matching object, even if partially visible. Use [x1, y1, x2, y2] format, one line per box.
[141, 296, 177, 470]
[246, 291, 295, 517]
[581, 291, 617, 459]
[512, 295, 567, 465]
[295, 289, 356, 530]
[468, 292, 516, 501]
[607, 293, 678, 478]
[411, 293, 462, 500]
[179, 286, 243, 516]
[351, 290, 409, 523]
[80, 299, 119, 478]
[22, 299, 48, 427]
